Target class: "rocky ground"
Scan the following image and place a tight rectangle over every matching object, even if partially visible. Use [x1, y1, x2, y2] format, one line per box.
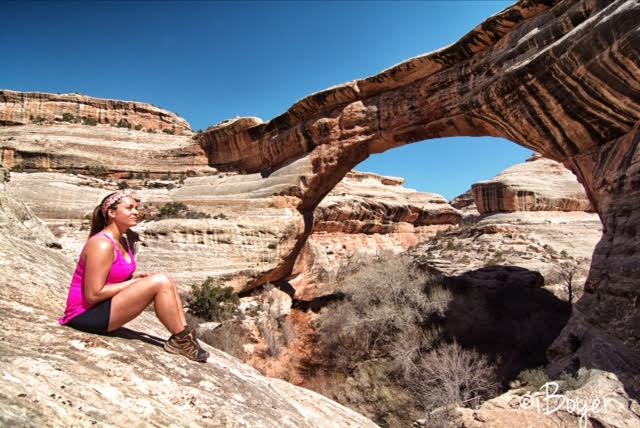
[0, 171, 377, 428]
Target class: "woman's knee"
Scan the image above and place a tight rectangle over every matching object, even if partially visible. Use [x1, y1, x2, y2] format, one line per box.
[148, 273, 175, 290]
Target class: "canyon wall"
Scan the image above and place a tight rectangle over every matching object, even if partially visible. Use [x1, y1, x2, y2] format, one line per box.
[0, 90, 191, 134]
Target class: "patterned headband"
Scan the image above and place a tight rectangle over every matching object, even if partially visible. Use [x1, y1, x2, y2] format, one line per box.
[101, 191, 134, 217]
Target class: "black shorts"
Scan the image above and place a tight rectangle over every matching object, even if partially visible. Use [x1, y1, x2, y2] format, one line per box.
[67, 298, 112, 334]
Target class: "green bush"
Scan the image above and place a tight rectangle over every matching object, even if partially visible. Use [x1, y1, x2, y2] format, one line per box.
[62, 112, 76, 122]
[85, 164, 108, 177]
[117, 180, 128, 189]
[159, 201, 188, 218]
[558, 369, 588, 393]
[82, 117, 98, 126]
[516, 367, 549, 391]
[187, 278, 239, 322]
[155, 201, 211, 220]
[11, 162, 26, 172]
[116, 118, 131, 129]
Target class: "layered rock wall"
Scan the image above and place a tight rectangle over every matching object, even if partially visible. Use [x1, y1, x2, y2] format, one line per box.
[472, 156, 593, 214]
[289, 171, 459, 300]
[0, 90, 191, 134]
[0, 124, 208, 175]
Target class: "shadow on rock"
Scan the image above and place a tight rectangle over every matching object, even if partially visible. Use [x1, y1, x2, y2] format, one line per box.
[441, 265, 571, 383]
[108, 327, 166, 347]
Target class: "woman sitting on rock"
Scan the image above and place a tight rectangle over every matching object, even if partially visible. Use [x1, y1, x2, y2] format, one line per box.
[59, 190, 209, 362]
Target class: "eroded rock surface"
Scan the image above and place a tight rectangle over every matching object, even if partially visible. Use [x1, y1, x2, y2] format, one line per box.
[0, 124, 208, 175]
[6, 157, 313, 292]
[472, 155, 593, 214]
[452, 369, 640, 428]
[0, 90, 191, 134]
[289, 171, 459, 300]
[0, 177, 377, 428]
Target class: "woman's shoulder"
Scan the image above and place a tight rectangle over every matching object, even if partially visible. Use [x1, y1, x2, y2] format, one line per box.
[85, 234, 115, 255]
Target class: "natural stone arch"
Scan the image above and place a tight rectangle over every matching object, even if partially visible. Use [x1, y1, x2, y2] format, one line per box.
[199, 0, 640, 394]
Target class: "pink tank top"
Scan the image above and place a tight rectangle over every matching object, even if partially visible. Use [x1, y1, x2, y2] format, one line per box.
[59, 232, 137, 325]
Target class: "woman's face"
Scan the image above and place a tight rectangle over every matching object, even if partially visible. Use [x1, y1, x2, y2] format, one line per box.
[109, 196, 139, 227]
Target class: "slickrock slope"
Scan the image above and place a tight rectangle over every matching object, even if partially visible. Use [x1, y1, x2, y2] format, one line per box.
[472, 155, 593, 213]
[0, 168, 56, 245]
[0, 90, 191, 134]
[200, 0, 640, 399]
[289, 171, 459, 300]
[0, 177, 377, 428]
[0, 124, 209, 175]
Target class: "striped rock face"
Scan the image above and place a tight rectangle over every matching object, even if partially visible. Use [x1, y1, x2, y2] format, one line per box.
[201, 0, 640, 395]
[0, 90, 192, 135]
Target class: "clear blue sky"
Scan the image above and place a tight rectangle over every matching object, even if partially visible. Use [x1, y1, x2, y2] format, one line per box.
[2, 1, 531, 200]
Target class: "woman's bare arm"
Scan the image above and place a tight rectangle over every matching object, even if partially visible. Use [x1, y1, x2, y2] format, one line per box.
[83, 237, 137, 305]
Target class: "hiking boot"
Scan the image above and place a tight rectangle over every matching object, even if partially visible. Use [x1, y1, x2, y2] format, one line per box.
[163, 327, 209, 362]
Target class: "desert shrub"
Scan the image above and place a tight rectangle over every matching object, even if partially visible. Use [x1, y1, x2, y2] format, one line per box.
[280, 316, 294, 346]
[558, 368, 588, 393]
[407, 341, 499, 411]
[317, 255, 452, 373]
[11, 162, 26, 172]
[199, 321, 246, 360]
[187, 278, 239, 322]
[61, 112, 76, 122]
[162, 128, 175, 135]
[308, 360, 420, 427]
[257, 317, 281, 357]
[516, 367, 549, 391]
[32, 115, 47, 124]
[389, 325, 442, 379]
[82, 117, 98, 126]
[85, 164, 108, 177]
[117, 180, 128, 189]
[183, 210, 210, 219]
[154, 201, 211, 220]
[159, 201, 188, 218]
[116, 118, 131, 128]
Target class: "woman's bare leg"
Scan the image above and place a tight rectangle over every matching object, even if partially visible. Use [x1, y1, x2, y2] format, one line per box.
[108, 273, 185, 334]
[167, 273, 187, 327]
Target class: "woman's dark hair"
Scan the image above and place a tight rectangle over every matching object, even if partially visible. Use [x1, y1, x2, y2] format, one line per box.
[89, 192, 140, 254]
